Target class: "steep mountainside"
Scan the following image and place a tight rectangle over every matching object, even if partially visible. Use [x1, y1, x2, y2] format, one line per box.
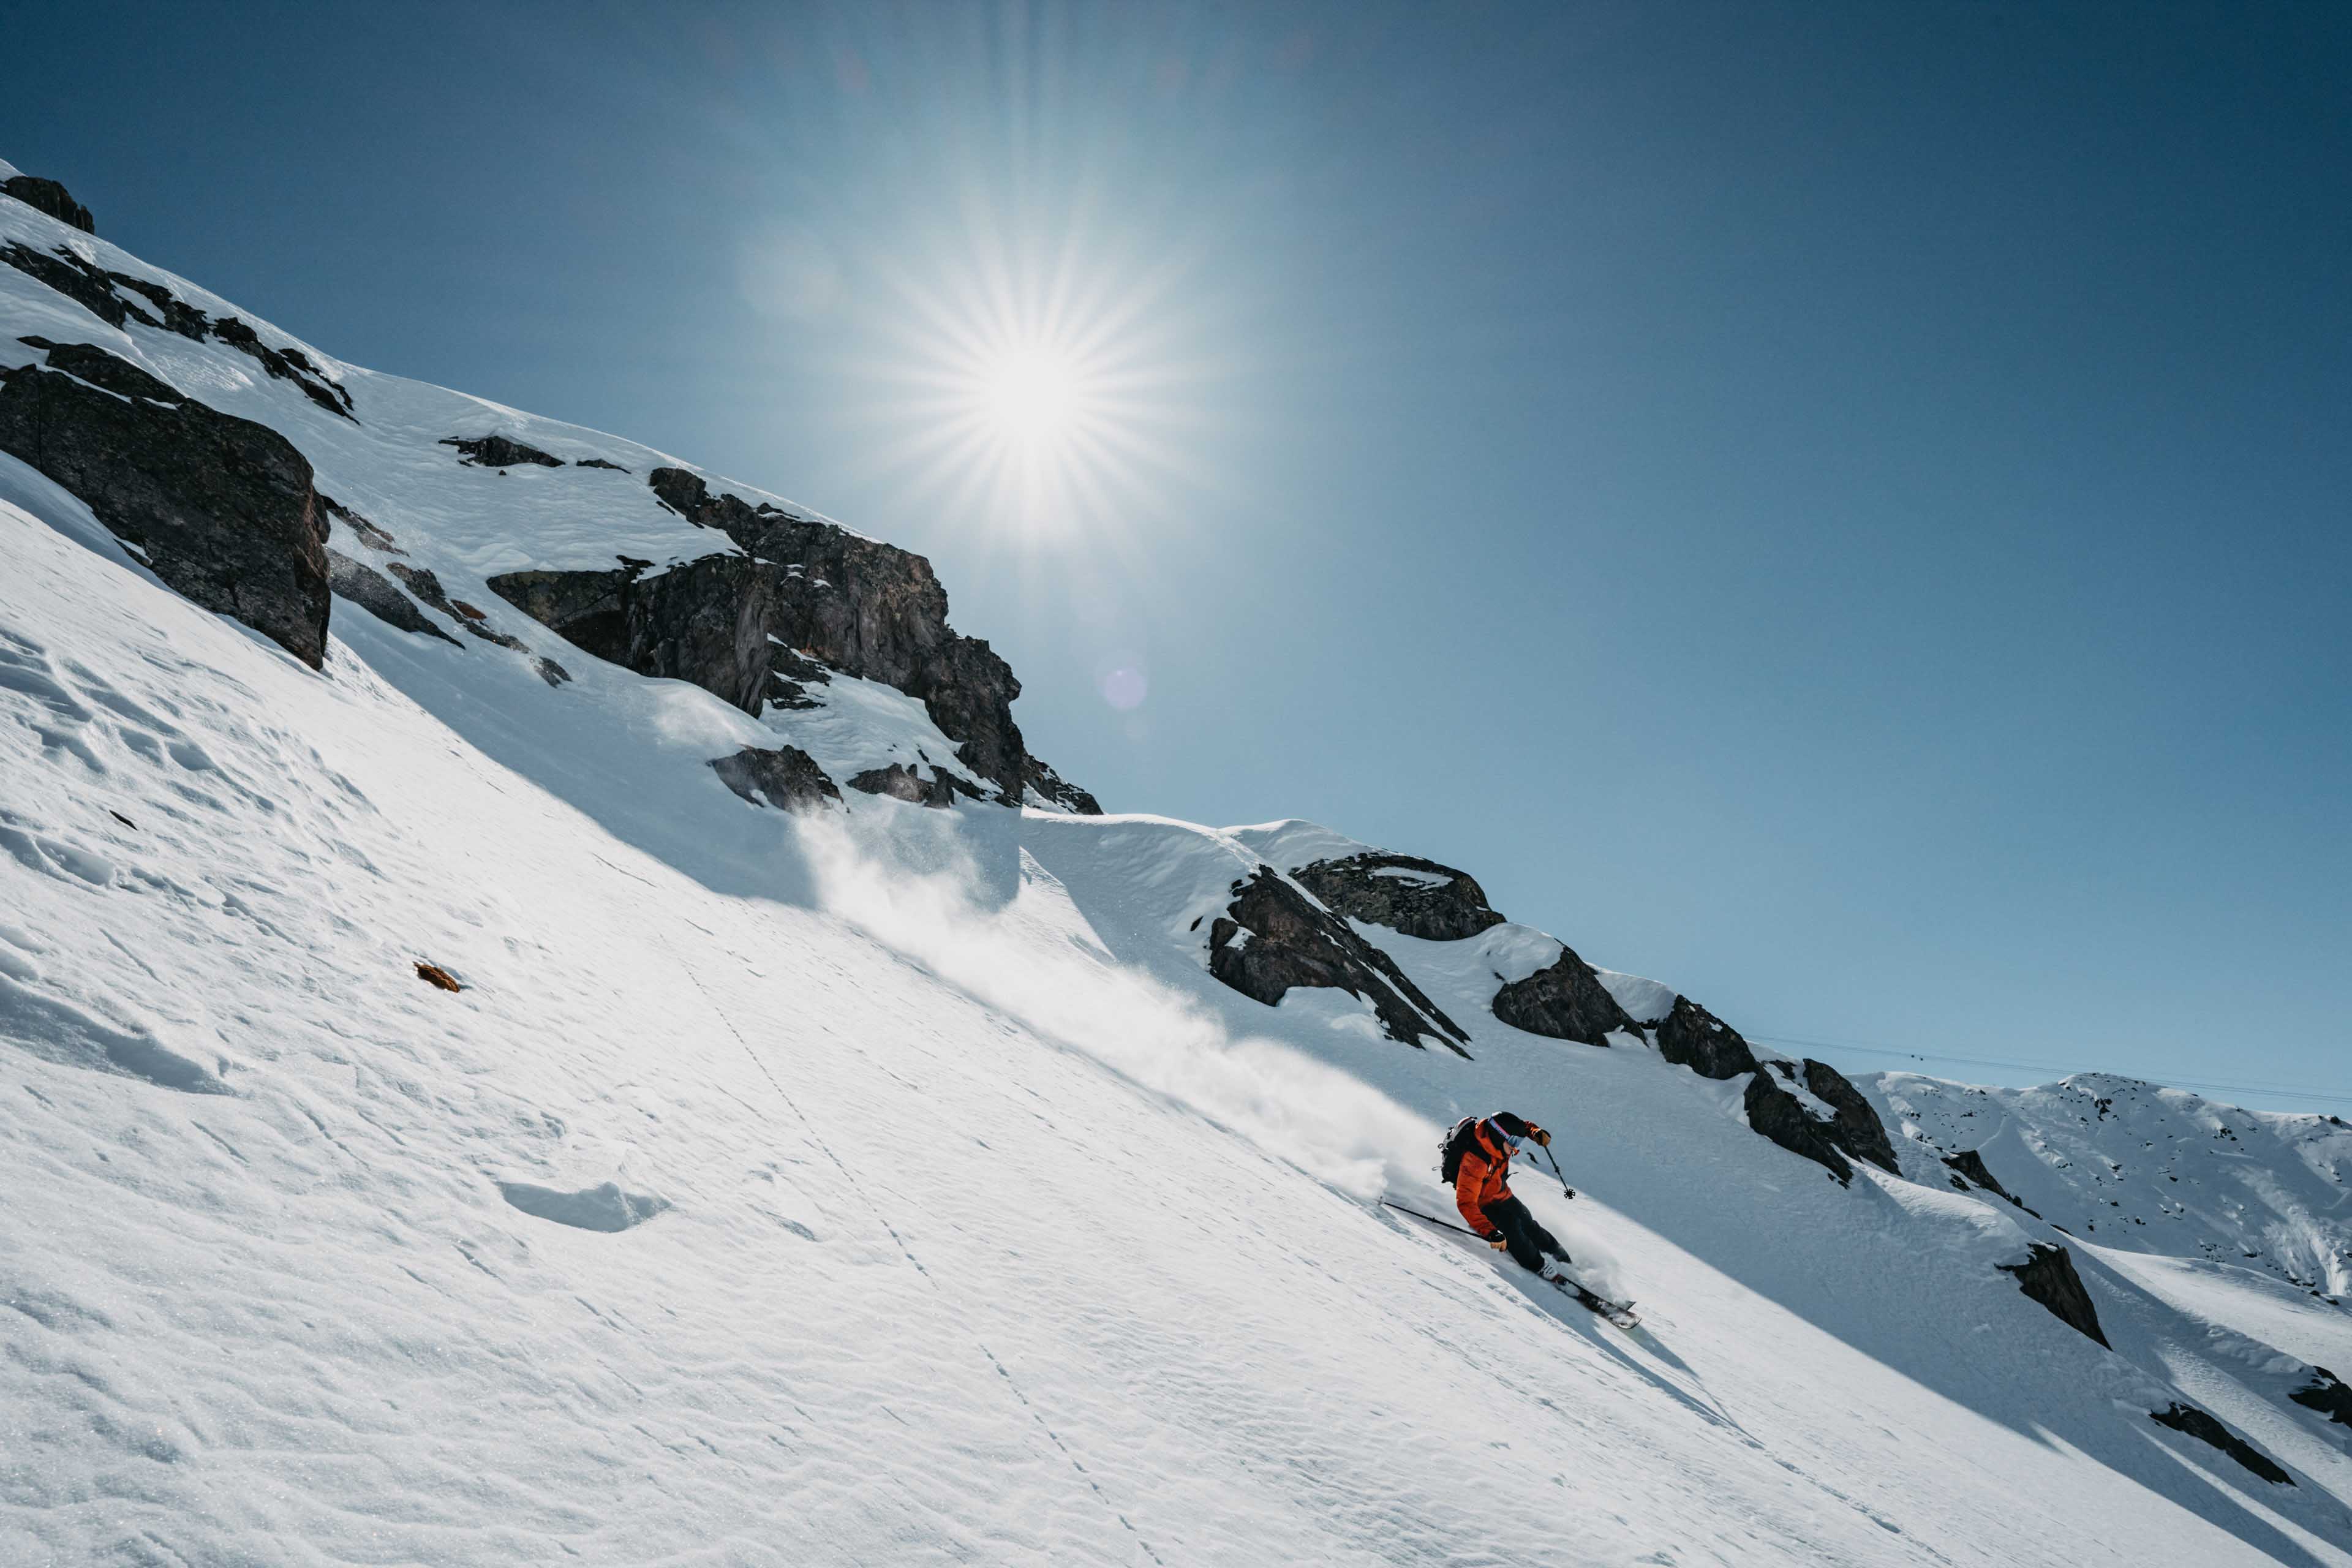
[7, 161, 2352, 1566]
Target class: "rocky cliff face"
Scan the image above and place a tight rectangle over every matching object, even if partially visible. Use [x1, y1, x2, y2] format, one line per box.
[489, 467, 1095, 811]
[1291, 853, 1504, 942]
[0, 339, 328, 666]
[1206, 867, 1472, 1055]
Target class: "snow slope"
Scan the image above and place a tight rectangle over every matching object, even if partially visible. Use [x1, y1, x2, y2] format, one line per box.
[7, 170, 2352, 1566]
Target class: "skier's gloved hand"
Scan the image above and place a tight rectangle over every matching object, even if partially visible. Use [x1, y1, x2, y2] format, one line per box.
[1530, 1126, 1551, 1148]
[1487, 1232, 1509, 1250]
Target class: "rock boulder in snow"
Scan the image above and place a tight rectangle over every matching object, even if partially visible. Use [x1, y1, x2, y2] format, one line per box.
[1740, 1058, 1901, 1186]
[2, 173, 94, 233]
[1207, 867, 1472, 1055]
[441, 434, 563, 469]
[849, 762, 974, 808]
[0, 341, 329, 666]
[327, 549, 459, 644]
[2149, 1403, 2291, 1485]
[1801, 1058, 1899, 1175]
[1492, 944, 1638, 1046]
[1943, 1148, 2034, 1213]
[1291, 852, 1503, 941]
[1652, 995, 1762, 1079]
[711, 745, 840, 812]
[1998, 1243, 2109, 1348]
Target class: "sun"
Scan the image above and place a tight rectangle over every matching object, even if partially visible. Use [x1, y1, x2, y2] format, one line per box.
[982, 348, 1084, 446]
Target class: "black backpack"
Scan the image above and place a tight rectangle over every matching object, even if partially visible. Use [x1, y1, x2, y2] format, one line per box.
[1438, 1116, 1480, 1186]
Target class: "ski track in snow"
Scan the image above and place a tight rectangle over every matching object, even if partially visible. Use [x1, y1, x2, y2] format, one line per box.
[4, 181, 2352, 1565]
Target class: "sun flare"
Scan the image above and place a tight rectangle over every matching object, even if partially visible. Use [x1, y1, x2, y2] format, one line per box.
[981, 348, 1084, 446]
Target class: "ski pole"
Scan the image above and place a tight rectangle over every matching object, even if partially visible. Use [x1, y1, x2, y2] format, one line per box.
[1536, 1142, 1575, 1199]
[1381, 1199, 1483, 1238]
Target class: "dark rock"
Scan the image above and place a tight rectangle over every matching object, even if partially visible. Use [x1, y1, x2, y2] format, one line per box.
[1801, 1059, 1900, 1175]
[1745, 1070, 1858, 1185]
[1, 242, 145, 328]
[1492, 945, 1638, 1046]
[20, 338, 183, 402]
[763, 641, 833, 710]
[106, 273, 208, 339]
[1944, 1148, 2037, 1215]
[2290, 1368, 2352, 1427]
[712, 745, 840, 812]
[488, 471, 1089, 806]
[2, 175, 95, 233]
[2149, 1404, 2292, 1485]
[1023, 755, 1103, 815]
[1653, 996, 1761, 1079]
[441, 434, 562, 469]
[388, 562, 563, 682]
[318, 494, 403, 554]
[1291, 853, 1502, 941]
[326, 549, 459, 644]
[208, 318, 354, 420]
[848, 762, 968, 808]
[1998, 1243, 2109, 1348]
[575, 457, 631, 472]
[1206, 866, 1472, 1055]
[0, 344, 328, 666]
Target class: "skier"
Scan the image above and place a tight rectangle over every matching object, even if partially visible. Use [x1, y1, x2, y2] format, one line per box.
[1452, 1112, 1574, 1280]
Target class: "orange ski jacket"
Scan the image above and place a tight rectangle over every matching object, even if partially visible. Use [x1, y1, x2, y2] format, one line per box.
[1454, 1117, 1526, 1235]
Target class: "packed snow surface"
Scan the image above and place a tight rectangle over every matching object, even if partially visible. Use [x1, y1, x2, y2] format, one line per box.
[6, 173, 2352, 1565]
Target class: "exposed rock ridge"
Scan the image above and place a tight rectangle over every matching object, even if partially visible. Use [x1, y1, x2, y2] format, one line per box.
[1291, 853, 1503, 942]
[1493, 946, 1640, 1047]
[2149, 1403, 2292, 1485]
[0, 339, 328, 666]
[1998, 1243, 2109, 1348]
[0, 241, 353, 418]
[441, 434, 562, 469]
[1943, 1148, 2037, 1215]
[2, 174, 95, 234]
[1205, 867, 1472, 1056]
[485, 467, 1097, 812]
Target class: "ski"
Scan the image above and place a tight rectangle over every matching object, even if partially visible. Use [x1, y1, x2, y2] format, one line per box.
[1381, 1200, 1642, 1330]
[1555, 1276, 1641, 1330]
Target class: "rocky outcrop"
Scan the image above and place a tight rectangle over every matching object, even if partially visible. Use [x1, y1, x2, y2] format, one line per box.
[2, 175, 94, 233]
[1744, 1066, 1862, 1185]
[1998, 1243, 2109, 1349]
[576, 457, 631, 472]
[1492, 945, 1638, 1046]
[710, 745, 840, 812]
[1206, 867, 1471, 1055]
[1024, 755, 1102, 815]
[0, 340, 328, 666]
[209, 319, 353, 419]
[1653, 995, 1760, 1079]
[849, 762, 980, 809]
[320, 494, 403, 554]
[2290, 1368, 2352, 1427]
[1291, 853, 1503, 941]
[2149, 1404, 2291, 1485]
[387, 562, 567, 685]
[0, 246, 353, 417]
[486, 468, 1095, 810]
[1943, 1148, 2034, 1213]
[1740, 1057, 1902, 1185]
[1802, 1059, 1899, 1175]
[327, 549, 458, 644]
[441, 434, 562, 469]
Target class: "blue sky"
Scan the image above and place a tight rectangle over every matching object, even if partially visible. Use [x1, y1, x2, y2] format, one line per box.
[7, 2, 2346, 1108]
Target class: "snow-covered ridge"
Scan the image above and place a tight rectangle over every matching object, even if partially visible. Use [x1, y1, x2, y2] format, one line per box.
[8, 163, 2352, 1564]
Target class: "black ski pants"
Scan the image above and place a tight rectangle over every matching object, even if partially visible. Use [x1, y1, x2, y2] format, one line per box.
[1480, 1194, 1566, 1274]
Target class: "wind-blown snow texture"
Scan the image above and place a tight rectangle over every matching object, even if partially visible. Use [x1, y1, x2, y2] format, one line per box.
[6, 170, 2352, 1566]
